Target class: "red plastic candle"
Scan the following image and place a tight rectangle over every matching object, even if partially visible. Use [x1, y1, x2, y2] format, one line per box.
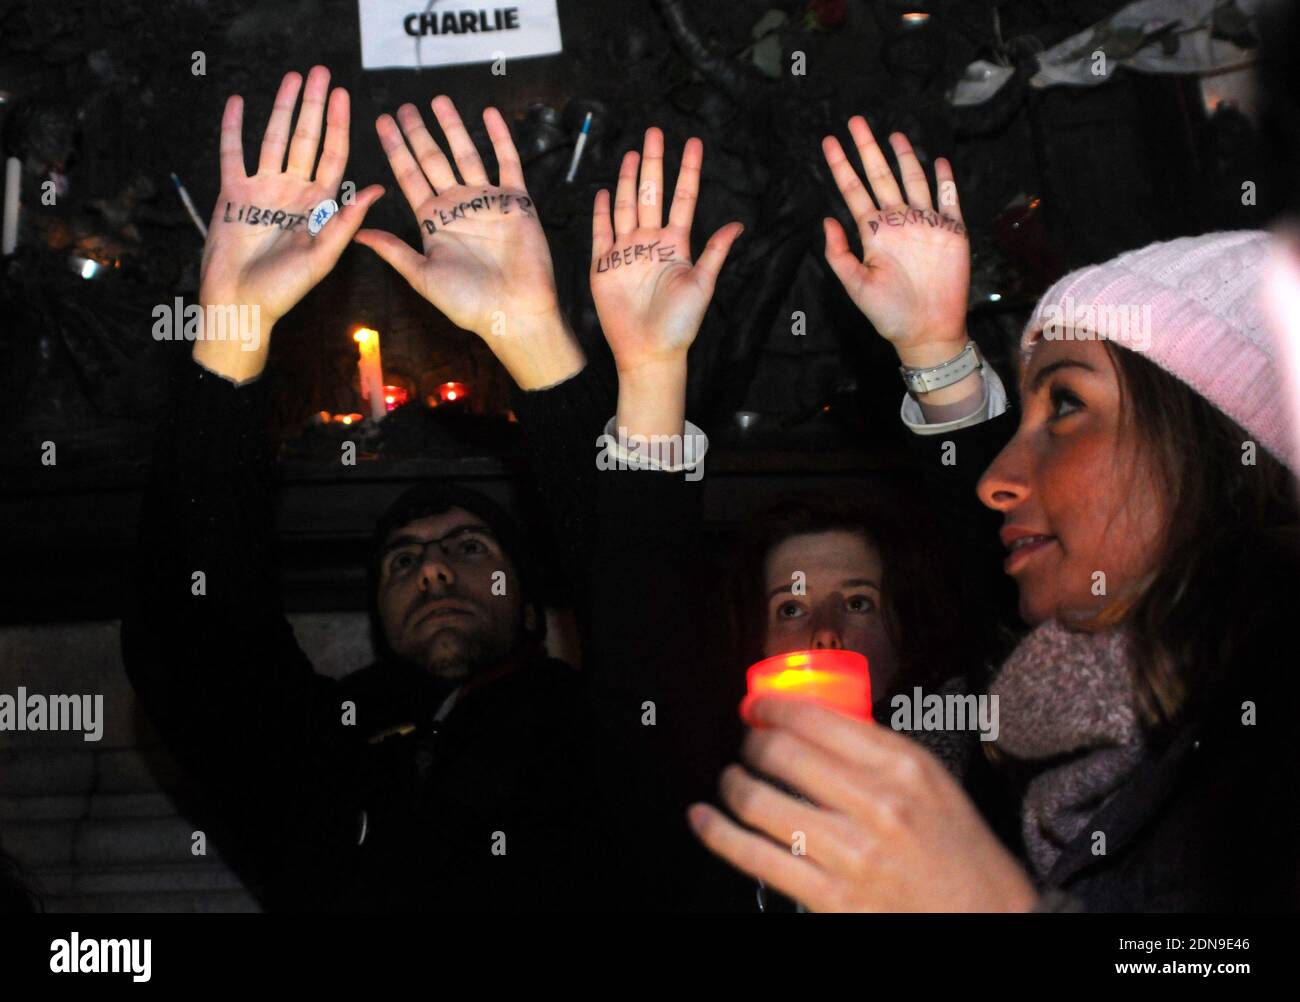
[437, 381, 469, 404]
[741, 649, 872, 726]
[382, 385, 409, 412]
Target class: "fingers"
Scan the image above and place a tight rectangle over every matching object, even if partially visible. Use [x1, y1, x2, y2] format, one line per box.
[286, 65, 330, 178]
[219, 95, 247, 186]
[395, 103, 458, 192]
[692, 221, 744, 295]
[613, 150, 640, 237]
[314, 87, 350, 193]
[718, 765, 865, 876]
[748, 697, 918, 770]
[430, 94, 489, 186]
[375, 113, 436, 215]
[311, 184, 385, 260]
[740, 723, 890, 820]
[257, 71, 303, 175]
[822, 135, 877, 228]
[591, 188, 614, 260]
[846, 115, 904, 209]
[688, 803, 833, 910]
[888, 131, 932, 210]
[637, 127, 664, 230]
[934, 156, 964, 224]
[483, 106, 526, 191]
[667, 137, 703, 235]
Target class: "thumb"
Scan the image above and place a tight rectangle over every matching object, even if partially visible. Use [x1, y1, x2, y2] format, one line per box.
[353, 226, 428, 291]
[691, 221, 744, 298]
[823, 217, 868, 296]
[310, 184, 386, 261]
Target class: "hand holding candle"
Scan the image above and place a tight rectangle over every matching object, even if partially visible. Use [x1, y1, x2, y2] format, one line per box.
[691, 692, 1038, 913]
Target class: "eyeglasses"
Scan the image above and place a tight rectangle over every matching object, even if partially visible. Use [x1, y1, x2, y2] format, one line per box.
[381, 526, 498, 578]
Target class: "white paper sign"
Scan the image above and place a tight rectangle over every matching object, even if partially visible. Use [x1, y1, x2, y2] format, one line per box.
[358, 0, 563, 70]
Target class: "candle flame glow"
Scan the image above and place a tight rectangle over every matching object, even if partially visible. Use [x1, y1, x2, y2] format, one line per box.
[742, 649, 872, 725]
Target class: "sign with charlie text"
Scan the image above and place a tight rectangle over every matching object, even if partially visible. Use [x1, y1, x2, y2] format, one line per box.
[359, 1, 563, 70]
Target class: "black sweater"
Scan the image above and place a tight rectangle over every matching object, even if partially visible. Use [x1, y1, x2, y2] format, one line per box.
[121, 357, 641, 911]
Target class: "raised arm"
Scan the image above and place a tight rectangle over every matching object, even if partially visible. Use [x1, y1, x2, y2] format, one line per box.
[590, 128, 742, 444]
[356, 97, 607, 610]
[825, 118, 1018, 636]
[822, 118, 992, 424]
[583, 129, 746, 907]
[195, 66, 384, 384]
[123, 68, 382, 906]
[355, 96, 584, 390]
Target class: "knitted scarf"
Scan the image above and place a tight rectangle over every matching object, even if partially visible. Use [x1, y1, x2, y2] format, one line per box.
[987, 618, 1147, 880]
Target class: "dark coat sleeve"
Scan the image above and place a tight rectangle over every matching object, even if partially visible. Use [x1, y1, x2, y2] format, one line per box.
[582, 459, 755, 908]
[510, 362, 749, 906]
[902, 410, 1024, 668]
[509, 358, 617, 619]
[120, 357, 372, 901]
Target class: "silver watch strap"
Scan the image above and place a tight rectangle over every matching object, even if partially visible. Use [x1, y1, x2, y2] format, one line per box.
[900, 341, 982, 395]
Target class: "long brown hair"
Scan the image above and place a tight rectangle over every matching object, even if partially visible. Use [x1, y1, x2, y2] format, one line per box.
[1104, 342, 1300, 734]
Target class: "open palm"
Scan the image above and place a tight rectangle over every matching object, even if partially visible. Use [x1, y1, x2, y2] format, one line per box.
[590, 129, 743, 374]
[200, 67, 383, 327]
[822, 117, 969, 352]
[356, 97, 560, 339]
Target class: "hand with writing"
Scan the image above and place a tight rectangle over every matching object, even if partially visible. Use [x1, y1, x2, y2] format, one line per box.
[197, 66, 385, 383]
[591, 129, 742, 439]
[356, 97, 582, 389]
[822, 118, 969, 370]
[591, 128, 743, 375]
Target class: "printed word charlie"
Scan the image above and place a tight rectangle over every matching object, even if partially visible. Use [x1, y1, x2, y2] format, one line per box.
[404, 8, 521, 36]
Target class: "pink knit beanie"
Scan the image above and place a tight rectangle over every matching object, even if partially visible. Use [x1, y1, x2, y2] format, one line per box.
[1021, 230, 1296, 473]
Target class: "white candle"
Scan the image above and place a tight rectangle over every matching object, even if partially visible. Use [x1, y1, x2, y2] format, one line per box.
[2, 157, 20, 256]
[353, 327, 387, 422]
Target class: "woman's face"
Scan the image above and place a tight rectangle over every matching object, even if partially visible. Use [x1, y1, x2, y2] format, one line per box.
[762, 530, 900, 696]
[976, 338, 1168, 626]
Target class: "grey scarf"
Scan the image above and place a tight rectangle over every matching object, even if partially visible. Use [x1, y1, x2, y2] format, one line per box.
[988, 618, 1147, 879]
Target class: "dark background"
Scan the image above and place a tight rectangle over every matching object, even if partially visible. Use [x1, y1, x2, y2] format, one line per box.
[0, 0, 1289, 914]
[0, 0, 1281, 621]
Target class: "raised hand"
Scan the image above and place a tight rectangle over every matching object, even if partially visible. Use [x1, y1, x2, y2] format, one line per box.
[590, 128, 743, 376]
[355, 97, 582, 389]
[822, 117, 969, 369]
[197, 66, 385, 383]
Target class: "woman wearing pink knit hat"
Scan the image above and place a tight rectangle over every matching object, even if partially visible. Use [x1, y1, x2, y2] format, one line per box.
[691, 116, 1299, 911]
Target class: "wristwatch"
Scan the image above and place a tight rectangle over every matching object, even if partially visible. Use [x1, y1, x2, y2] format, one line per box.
[900, 340, 982, 395]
